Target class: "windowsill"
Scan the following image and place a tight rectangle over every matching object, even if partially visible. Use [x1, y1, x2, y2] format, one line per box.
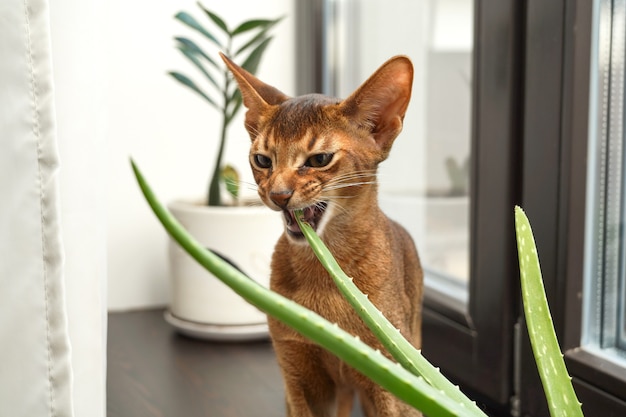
[424, 275, 472, 330]
[565, 346, 626, 403]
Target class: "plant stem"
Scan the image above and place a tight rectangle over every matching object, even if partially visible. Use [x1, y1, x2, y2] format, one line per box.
[207, 112, 227, 206]
[207, 37, 234, 206]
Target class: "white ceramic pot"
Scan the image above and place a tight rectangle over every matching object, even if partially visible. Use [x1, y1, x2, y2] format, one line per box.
[165, 199, 283, 341]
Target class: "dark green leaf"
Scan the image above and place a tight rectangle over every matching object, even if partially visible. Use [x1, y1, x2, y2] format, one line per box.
[234, 19, 281, 57]
[225, 91, 243, 126]
[197, 4, 230, 35]
[232, 18, 279, 36]
[234, 32, 268, 57]
[240, 37, 273, 75]
[175, 11, 222, 48]
[228, 88, 242, 106]
[168, 71, 219, 110]
[175, 37, 219, 69]
[176, 45, 220, 91]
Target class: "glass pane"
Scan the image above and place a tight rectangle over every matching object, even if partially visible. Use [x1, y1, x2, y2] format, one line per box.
[346, 0, 473, 300]
[584, 0, 626, 362]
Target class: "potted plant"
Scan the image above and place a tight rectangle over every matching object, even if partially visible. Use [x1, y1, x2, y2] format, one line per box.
[164, 4, 283, 340]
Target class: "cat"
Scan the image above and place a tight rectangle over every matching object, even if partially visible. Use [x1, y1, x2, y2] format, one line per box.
[221, 53, 423, 417]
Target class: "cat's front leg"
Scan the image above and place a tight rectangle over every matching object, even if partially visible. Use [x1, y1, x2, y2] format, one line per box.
[358, 384, 423, 417]
[272, 337, 340, 417]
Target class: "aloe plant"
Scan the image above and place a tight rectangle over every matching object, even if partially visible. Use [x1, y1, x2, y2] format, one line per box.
[169, 4, 282, 206]
[293, 211, 485, 415]
[514, 207, 583, 417]
[131, 159, 478, 416]
[131, 159, 582, 416]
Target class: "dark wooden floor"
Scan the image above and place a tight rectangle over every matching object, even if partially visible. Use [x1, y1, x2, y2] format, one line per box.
[107, 309, 365, 417]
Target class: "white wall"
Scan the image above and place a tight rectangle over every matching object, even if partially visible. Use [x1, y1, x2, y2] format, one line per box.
[105, 0, 295, 311]
[354, 0, 430, 196]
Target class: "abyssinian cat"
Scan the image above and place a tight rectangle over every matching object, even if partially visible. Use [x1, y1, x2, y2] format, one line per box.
[221, 53, 423, 417]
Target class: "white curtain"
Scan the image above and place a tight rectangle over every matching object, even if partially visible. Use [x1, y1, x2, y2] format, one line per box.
[0, 0, 107, 416]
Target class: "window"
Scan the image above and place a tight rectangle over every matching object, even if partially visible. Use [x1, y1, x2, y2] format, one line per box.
[362, 0, 474, 304]
[295, 1, 626, 415]
[519, 0, 626, 415]
[584, 0, 626, 365]
[295, 0, 474, 303]
[333, 1, 520, 412]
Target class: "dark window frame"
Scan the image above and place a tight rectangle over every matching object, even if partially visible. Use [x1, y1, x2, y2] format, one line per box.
[426, 0, 626, 415]
[517, 0, 626, 415]
[422, 0, 523, 413]
[296, 1, 626, 414]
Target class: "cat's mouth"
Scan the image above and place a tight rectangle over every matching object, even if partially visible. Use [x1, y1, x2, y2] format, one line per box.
[283, 202, 328, 238]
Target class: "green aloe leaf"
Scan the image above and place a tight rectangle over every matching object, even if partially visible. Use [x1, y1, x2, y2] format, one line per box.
[168, 71, 219, 110]
[130, 159, 479, 417]
[294, 212, 488, 417]
[514, 207, 583, 417]
[175, 11, 222, 48]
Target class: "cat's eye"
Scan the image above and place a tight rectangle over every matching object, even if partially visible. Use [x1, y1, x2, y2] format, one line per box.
[253, 154, 272, 169]
[306, 153, 334, 168]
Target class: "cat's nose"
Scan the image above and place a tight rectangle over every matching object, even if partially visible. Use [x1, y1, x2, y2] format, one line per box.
[269, 189, 293, 209]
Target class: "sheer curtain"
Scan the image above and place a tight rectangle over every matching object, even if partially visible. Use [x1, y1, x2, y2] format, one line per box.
[0, 0, 107, 416]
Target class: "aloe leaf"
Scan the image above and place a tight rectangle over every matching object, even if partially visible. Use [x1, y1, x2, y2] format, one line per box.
[175, 11, 222, 48]
[168, 71, 219, 110]
[294, 212, 487, 417]
[175, 45, 220, 92]
[232, 17, 281, 36]
[240, 37, 273, 76]
[514, 207, 583, 417]
[198, 5, 230, 35]
[174, 37, 219, 69]
[130, 159, 477, 417]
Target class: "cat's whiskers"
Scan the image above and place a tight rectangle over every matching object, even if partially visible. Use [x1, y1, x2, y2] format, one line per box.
[238, 179, 259, 192]
[323, 195, 357, 200]
[223, 178, 259, 194]
[327, 169, 377, 181]
[324, 181, 377, 192]
[319, 197, 349, 217]
[323, 170, 377, 192]
[323, 178, 378, 192]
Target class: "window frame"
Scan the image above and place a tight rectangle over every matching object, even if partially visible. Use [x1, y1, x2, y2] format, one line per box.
[295, 1, 626, 414]
[519, 0, 626, 415]
[421, 0, 523, 412]
[426, 0, 626, 415]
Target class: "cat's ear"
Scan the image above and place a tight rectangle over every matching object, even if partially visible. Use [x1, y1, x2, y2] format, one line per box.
[341, 56, 413, 158]
[220, 53, 289, 139]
